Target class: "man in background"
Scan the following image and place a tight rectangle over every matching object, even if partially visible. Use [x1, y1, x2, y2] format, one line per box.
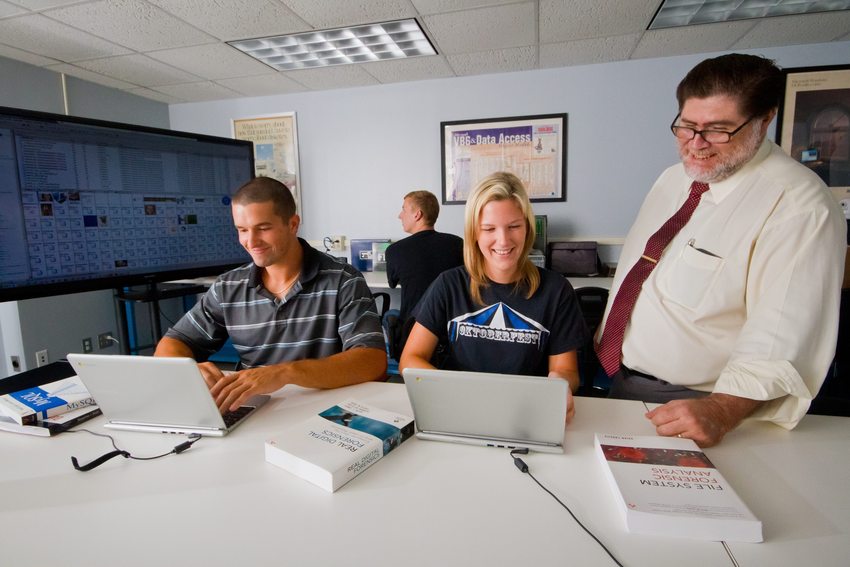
[155, 177, 387, 412]
[595, 54, 846, 447]
[386, 190, 464, 351]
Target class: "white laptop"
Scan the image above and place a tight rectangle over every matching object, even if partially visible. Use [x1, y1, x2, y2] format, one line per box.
[67, 353, 269, 437]
[402, 368, 567, 453]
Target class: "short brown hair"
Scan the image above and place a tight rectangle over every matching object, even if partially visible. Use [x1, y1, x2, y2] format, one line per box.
[404, 190, 439, 226]
[232, 177, 296, 220]
[676, 54, 783, 119]
[463, 172, 538, 306]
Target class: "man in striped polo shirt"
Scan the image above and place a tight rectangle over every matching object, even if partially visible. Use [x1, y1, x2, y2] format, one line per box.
[155, 177, 387, 412]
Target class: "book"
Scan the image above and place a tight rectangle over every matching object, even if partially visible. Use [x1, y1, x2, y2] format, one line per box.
[0, 404, 102, 437]
[595, 433, 762, 543]
[0, 375, 97, 425]
[265, 399, 414, 492]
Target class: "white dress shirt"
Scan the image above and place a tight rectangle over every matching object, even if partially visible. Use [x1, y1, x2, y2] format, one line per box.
[598, 139, 847, 428]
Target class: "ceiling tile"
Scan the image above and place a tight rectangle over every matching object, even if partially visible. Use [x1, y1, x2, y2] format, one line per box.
[631, 20, 758, 60]
[125, 86, 186, 103]
[0, 43, 60, 66]
[152, 81, 243, 101]
[540, 34, 641, 68]
[0, 1, 26, 18]
[362, 54, 455, 83]
[215, 73, 309, 96]
[149, 0, 310, 41]
[74, 53, 203, 86]
[0, 13, 132, 60]
[732, 12, 850, 50]
[540, 0, 658, 43]
[6, 0, 83, 9]
[44, 0, 213, 51]
[147, 43, 274, 80]
[286, 64, 381, 90]
[411, 0, 517, 16]
[281, 0, 415, 28]
[46, 62, 139, 89]
[446, 46, 536, 76]
[424, 2, 536, 55]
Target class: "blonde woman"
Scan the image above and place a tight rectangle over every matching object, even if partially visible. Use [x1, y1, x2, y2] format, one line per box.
[400, 172, 587, 421]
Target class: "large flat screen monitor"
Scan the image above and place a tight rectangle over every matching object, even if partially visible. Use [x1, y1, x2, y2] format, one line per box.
[0, 106, 254, 302]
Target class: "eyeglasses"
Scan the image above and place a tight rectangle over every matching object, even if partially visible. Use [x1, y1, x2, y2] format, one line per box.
[670, 114, 753, 144]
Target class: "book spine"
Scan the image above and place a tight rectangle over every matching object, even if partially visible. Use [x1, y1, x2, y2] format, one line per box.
[44, 406, 102, 434]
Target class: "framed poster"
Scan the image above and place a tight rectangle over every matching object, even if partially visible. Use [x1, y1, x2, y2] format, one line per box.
[441, 113, 567, 204]
[232, 112, 302, 216]
[776, 65, 850, 204]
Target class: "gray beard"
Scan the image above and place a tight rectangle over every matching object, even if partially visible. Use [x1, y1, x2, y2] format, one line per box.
[681, 123, 764, 183]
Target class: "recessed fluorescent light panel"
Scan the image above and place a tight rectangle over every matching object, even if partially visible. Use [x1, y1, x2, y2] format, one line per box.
[228, 19, 437, 71]
[649, 0, 850, 29]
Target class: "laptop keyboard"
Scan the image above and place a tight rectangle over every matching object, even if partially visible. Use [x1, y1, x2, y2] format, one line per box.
[222, 406, 253, 428]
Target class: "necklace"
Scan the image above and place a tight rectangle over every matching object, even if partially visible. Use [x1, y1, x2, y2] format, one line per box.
[267, 272, 300, 296]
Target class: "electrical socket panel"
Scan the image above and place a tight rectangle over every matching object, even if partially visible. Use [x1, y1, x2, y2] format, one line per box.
[332, 235, 346, 251]
[98, 332, 114, 349]
[35, 349, 48, 367]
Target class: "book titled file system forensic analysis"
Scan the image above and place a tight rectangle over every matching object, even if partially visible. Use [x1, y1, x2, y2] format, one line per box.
[265, 400, 414, 492]
[595, 433, 762, 543]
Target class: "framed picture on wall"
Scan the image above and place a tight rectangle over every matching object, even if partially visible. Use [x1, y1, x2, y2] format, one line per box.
[440, 113, 567, 205]
[232, 112, 302, 216]
[776, 64, 850, 204]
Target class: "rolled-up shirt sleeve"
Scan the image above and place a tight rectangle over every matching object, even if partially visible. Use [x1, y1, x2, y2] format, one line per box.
[336, 268, 387, 352]
[713, 205, 846, 428]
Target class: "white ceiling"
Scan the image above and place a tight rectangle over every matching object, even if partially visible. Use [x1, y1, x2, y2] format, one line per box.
[0, 0, 848, 104]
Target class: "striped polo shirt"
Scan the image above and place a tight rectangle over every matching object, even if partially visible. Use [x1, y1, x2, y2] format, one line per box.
[165, 238, 386, 368]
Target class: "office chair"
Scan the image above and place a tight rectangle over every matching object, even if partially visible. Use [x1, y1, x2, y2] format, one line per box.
[573, 286, 610, 397]
[371, 292, 391, 319]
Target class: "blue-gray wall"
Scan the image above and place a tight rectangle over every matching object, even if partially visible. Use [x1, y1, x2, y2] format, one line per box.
[169, 41, 850, 259]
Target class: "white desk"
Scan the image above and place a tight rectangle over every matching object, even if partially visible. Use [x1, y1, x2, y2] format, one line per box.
[1, 383, 846, 567]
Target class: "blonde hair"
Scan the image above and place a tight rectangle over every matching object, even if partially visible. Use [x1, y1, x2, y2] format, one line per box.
[463, 172, 538, 305]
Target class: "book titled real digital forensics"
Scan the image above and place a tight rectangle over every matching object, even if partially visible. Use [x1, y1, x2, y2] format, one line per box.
[265, 400, 413, 492]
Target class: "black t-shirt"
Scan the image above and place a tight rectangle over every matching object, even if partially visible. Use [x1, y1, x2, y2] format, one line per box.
[413, 266, 588, 376]
[386, 230, 464, 322]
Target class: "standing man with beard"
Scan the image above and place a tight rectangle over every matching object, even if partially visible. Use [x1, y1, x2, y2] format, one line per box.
[595, 54, 846, 447]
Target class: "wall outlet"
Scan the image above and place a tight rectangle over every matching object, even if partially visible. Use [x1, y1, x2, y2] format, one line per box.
[10, 355, 21, 373]
[82, 337, 93, 353]
[98, 332, 114, 349]
[35, 349, 48, 367]
[332, 235, 346, 251]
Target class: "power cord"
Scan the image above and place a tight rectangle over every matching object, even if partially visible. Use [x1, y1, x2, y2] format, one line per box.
[509, 448, 624, 567]
[67, 429, 202, 472]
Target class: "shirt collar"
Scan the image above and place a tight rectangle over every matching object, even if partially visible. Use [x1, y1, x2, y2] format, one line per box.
[701, 138, 773, 204]
[248, 238, 318, 289]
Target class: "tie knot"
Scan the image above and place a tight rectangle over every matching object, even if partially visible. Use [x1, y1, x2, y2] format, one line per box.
[690, 181, 710, 196]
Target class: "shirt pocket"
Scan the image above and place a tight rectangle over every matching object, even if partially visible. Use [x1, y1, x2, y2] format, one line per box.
[657, 241, 724, 310]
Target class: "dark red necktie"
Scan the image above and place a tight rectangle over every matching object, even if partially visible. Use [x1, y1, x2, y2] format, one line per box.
[596, 181, 710, 377]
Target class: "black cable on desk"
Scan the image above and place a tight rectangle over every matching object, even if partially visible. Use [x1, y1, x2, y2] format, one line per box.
[67, 429, 202, 471]
[509, 449, 625, 567]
